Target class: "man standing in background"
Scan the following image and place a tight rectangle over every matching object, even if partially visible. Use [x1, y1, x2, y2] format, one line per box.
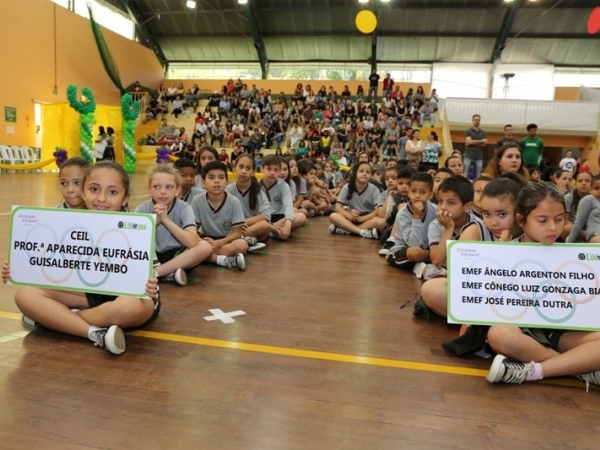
[496, 124, 520, 149]
[464, 114, 487, 179]
[368, 68, 380, 101]
[520, 123, 544, 169]
[382, 73, 394, 97]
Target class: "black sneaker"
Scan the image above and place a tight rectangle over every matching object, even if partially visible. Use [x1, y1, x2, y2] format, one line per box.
[378, 241, 394, 256]
[89, 325, 126, 355]
[486, 354, 534, 384]
[328, 224, 351, 235]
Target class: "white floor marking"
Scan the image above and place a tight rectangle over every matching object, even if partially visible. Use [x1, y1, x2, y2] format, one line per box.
[0, 330, 30, 343]
[203, 308, 246, 324]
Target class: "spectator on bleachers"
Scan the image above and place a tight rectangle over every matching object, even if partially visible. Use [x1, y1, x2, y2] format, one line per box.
[183, 89, 198, 113]
[420, 99, 435, 127]
[211, 120, 225, 147]
[156, 118, 177, 142]
[496, 124, 520, 149]
[368, 68, 380, 100]
[171, 95, 184, 121]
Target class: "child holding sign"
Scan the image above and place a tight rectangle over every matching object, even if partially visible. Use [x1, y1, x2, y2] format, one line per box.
[487, 182, 600, 390]
[56, 157, 91, 209]
[3, 161, 160, 355]
[136, 165, 212, 285]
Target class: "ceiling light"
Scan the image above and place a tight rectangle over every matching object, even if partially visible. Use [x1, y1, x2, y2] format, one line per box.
[503, 0, 514, 2]
[238, 0, 248, 4]
[359, 0, 369, 3]
[380, 0, 391, 2]
[186, 0, 196, 8]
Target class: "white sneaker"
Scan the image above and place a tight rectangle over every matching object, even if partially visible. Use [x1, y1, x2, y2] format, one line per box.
[21, 315, 38, 329]
[162, 268, 187, 286]
[360, 228, 378, 240]
[89, 325, 126, 355]
[243, 236, 267, 252]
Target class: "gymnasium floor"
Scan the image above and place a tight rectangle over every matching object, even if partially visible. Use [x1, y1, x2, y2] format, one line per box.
[0, 170, 599, 449]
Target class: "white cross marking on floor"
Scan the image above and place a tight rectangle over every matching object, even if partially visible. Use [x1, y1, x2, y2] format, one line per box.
[0, 331, 29, 343]
[203, 308, 246, 324]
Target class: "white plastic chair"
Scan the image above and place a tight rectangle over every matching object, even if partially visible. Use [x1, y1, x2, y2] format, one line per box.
[20, 146, 32, 164]
[10, 146, 26, 165]
[0, 145, 15, 173]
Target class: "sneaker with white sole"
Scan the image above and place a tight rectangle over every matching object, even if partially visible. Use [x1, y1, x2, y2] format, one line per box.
[89, 325, 126, 355]
[243, 236, 267, 252]
[360, 228, 378, 240]
[486, 354, 534, 384]
[577, 371, 600, 392]
[378, 241, 395, 256]
[328, 224, 351, 235]
[21, 315, 38, 329]
[225, 253, 246, 270]
[162, 268, 187, 286]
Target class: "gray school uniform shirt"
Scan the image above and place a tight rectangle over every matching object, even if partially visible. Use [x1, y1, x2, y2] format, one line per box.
[427, 212, 481, 248]
[391, 201, 438, 251]
[190, 192, 245, 238]
[336, 183, 379, 214]
[567, 195, 600, 242]
[225, 183, 272, 221]
[135, 199, 196, 253]
[261, 178, 294, 220]
[180, 187, 204, 205]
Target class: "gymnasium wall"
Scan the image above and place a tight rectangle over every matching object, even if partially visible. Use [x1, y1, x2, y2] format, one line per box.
[0, 0, 164, 147]
[165, 80, 432, 98]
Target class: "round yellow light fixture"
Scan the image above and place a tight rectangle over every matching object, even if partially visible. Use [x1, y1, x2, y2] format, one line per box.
[355, 10, 377, 34]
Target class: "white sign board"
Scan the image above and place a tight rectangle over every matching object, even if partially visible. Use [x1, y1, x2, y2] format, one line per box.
[9, 207, 156, 298]
[448, 241, 600, 331]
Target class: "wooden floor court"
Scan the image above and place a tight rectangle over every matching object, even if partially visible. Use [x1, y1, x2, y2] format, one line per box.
[0, 170, 600, 449]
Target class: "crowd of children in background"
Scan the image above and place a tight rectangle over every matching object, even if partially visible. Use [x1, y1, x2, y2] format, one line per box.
[7, 90, 600, 394]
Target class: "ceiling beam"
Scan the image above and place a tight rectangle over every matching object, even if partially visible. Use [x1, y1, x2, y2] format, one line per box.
[243, 1, 268, 79]
[159, 31, 594, 40]
[490, 0, 521, 63]
[120, 0, 168, 69]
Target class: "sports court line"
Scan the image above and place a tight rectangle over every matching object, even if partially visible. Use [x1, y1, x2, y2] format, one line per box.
[129, 329, 488, 378]
[0, 312, 591, 388]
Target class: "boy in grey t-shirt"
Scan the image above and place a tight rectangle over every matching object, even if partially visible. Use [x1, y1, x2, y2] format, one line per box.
[190, 161, 248, 270]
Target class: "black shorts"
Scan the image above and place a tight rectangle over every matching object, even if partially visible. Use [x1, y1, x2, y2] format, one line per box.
[271, 214, 285, 223]
[85, 292, 161, 328]
[522, 328, 566, 351]
[156, 246, 185, 264]
[386, 247, 415, 271]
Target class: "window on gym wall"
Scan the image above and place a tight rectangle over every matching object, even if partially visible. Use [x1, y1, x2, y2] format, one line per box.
[554, 68, 600, 88]
[50, 0, 135, 40]
[166, 63, 264, 80]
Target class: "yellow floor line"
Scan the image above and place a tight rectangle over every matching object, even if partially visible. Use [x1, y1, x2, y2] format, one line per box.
[0, 312, 591, 388]
[129, 330, 488, 378]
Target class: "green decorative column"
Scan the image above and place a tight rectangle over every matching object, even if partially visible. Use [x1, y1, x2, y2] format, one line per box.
[66, 85, 96, 163]
[121, 93, 140, 174]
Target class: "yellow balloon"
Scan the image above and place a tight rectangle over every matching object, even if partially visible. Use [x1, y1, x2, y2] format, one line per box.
[355, 10, 377, 34]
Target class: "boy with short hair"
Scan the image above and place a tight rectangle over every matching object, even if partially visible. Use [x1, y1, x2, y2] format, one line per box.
[419, 176, 480, 319]
[432, 167, 453, 204]
[260, 155, 306, 239]
[386, 172, 437, 270]
[190, 161, 248, 270]
[378, 167, 413, 255]
[174, 158, 204, 204]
